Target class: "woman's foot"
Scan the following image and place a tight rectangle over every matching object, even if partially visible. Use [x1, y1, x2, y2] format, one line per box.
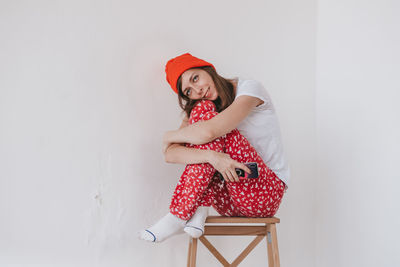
[184, 206, 209, 238]
[139, 213, 186, 243]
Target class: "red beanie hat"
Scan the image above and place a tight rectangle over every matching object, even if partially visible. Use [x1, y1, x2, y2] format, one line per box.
[165, 53, 215, 94]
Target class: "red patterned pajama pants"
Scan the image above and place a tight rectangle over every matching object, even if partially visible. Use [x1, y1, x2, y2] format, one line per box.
[169, 100, 285, 221]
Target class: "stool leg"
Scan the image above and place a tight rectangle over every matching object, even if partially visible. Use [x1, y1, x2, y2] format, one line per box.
[266, 224, 280, 267]
[190, 238, 198, 267]
[187, 237, 193, 267]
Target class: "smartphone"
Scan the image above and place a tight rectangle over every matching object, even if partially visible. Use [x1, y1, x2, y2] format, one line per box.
[218, 162, 259, 181]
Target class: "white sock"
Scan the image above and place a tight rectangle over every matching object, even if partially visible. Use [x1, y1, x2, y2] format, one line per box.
[138, 212, 187, 243]
[184, 206, 209, 238]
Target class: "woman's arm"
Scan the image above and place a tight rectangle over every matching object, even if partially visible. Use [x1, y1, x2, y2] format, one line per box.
[164, 143, 214, 164]
[164, 116, 213, 164]
[164, 143, 251, 183]
[163, 113, 252, 182]
[164, 95, 263, 146]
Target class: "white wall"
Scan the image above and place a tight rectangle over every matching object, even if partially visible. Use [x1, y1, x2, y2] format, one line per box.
[0, 0, 317, 266]
[315, 1, 400, 266]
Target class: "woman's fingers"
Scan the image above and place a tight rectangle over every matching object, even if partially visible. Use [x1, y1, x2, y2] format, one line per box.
[214, 155, 255, 182]
[238, 163, 252, 174]
[226, 171, 234, 182]
[221, 172, 230, 183]
[229, 169, 240, 182]
[223, 171, 235, 183]
[225, 169, 239, 182]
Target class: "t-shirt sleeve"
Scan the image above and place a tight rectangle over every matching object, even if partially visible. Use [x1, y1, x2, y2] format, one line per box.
[235, 80, 272, 110]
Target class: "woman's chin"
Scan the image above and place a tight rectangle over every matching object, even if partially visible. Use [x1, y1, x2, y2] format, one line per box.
[210, 94, 218, 101]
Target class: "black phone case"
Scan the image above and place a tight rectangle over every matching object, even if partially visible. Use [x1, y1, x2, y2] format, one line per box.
[237, 162, 258, 178]
[218, 162, 259, 181]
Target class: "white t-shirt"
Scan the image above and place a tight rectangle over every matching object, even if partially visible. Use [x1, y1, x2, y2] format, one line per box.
[234, 77, 290, 188]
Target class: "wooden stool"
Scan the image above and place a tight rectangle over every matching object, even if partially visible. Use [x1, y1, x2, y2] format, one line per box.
[187, 216, 280, 267]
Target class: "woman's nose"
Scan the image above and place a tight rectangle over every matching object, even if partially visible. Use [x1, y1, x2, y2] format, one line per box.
[194, 87, 203, 95]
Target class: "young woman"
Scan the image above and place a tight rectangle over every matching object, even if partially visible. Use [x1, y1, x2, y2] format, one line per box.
[139, 53, 290, 243]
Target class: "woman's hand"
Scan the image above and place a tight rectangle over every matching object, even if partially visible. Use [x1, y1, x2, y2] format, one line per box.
[209, 151, 252, 183]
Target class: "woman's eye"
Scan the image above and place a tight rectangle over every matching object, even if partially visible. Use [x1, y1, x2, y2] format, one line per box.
[186, 89, 191, 96]
[193, 75, 198, 82]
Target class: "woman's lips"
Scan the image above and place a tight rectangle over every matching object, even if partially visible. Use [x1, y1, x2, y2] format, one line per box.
[204, 87, 210, 98]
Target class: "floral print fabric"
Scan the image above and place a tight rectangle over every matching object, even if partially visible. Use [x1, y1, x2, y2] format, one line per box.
[169, 100, 285, 220]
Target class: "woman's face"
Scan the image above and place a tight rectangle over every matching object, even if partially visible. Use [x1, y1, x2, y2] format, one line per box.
[180, 68, 218, 100]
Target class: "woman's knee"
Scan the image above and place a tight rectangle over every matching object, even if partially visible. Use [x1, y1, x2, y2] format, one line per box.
[189, 100, 218, 124]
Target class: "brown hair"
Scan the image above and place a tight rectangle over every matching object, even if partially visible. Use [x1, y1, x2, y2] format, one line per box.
[176, 66, 236, 118]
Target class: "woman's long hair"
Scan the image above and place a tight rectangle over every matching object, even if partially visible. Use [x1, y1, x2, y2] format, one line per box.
[177, 66, 236, 118]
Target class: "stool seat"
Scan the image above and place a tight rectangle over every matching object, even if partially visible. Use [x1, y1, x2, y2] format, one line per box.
[187, 216, 281, 267]
[206, 215, 280, 224]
